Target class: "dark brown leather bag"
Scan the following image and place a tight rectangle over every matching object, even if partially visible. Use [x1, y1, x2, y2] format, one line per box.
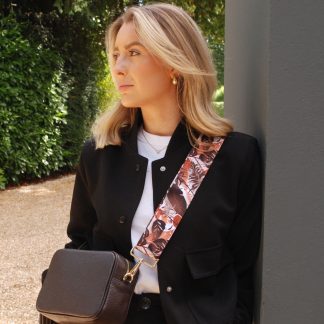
[36, 250, 138, 324]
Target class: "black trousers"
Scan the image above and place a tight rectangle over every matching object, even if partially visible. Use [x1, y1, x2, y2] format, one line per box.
[39, 293, 166, 324]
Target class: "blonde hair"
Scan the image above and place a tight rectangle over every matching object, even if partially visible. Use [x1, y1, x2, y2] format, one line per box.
[92, 2, 233, 148]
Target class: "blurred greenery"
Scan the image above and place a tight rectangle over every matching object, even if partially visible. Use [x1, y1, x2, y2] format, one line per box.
[213, 85, 224, 117]
[0, 14, 68, 186]
[0, 168, 6, 189]
[0, 0, 225, 189]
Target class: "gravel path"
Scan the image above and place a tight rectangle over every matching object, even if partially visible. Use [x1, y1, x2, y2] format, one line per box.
[0, 174, 76, 324]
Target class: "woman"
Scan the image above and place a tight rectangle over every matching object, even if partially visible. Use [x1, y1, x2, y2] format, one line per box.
[62, 3, 262, 324]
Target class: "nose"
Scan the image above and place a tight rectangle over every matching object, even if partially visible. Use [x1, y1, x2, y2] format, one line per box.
[112, 55, 128, 77]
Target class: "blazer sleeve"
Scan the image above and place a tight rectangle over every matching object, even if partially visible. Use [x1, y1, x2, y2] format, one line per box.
[227, 137, 263, 324]
[64, 141, 97, 249]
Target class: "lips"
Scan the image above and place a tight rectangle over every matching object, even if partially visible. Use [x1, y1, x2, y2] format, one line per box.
[118, 84, 133, 91]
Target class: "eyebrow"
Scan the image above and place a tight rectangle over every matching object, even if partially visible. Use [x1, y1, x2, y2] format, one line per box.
[113, 41, 144, 51]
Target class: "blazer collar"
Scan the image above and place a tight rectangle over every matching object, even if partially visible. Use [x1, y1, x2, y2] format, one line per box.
[123, 110, 191, 156]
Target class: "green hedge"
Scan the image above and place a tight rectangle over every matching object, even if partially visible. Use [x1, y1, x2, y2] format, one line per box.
[213, 86, 224, 117]
[0, 14, 69, 186]
[0, 9, 111, 189]
[211, 43, 224, 86]
[48, 12, 104, 165]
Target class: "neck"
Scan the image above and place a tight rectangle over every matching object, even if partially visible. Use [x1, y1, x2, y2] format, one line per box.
[138, 85, 182, 135]
[140, 106, 181, 137]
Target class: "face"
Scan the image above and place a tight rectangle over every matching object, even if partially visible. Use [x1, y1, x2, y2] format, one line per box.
[111, 22, 174, 108]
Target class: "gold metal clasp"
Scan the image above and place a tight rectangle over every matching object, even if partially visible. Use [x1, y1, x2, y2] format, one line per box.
[123, 258, 143, 283]
[130, 246, 159, 268]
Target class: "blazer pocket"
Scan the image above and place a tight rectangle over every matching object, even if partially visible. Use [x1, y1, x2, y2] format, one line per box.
[185, 244, 233, 279]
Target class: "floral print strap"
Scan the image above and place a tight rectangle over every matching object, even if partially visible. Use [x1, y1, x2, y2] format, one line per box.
[133, 135, 225, 261]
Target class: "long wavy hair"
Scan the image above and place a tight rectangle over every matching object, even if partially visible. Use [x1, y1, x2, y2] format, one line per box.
[92, 3, 233, 148]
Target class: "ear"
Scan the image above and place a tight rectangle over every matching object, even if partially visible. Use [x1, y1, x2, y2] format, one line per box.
[169, 68, 178, 79]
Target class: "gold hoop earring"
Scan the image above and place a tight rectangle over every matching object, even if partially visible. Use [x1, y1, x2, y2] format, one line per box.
[172, 77, 178, 85]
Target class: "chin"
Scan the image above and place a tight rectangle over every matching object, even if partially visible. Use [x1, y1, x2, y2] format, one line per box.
[121, 98, 140, 108]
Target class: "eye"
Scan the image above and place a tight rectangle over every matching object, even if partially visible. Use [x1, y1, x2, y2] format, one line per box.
[129, 50, 140, 56]
[112, 53, 119, 61]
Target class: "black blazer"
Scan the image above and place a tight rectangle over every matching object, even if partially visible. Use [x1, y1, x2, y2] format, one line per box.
[65, 114, 262, 324]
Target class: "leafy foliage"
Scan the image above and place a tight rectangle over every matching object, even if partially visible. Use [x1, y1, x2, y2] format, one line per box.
[213, 86, 224, 116]
[211, 43, 224, 86]
[166, 0, 225, 44]
[0, 168, 6, 189]
[0, 1, 120, 187]
[0, 14, 68, 185]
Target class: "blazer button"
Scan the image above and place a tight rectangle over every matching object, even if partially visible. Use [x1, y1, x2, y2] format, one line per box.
[166, 286, 173, 293]
[160, 166, 166, 172]
[135, 164, 140, 172]
[140, 296, 151, 310]
[119, 216, 126, 224]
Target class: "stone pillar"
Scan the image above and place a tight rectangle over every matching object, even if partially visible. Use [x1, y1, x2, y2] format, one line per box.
[224, 1, 324, 323]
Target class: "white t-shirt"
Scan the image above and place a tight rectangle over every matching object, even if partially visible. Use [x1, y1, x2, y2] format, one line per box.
[132, 126, 171, 294]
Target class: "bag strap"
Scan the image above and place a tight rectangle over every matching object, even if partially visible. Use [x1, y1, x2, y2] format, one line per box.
[124, 135, 225, 282]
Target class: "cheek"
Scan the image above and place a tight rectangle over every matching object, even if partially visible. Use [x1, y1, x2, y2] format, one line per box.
[137, 66, 170, 91]
[135, 58, 169, 86]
